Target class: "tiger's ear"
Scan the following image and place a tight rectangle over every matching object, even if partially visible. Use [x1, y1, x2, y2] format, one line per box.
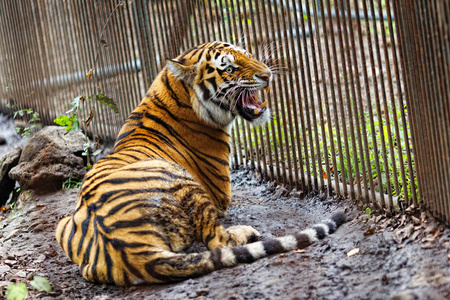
[166, 58, 196, 84]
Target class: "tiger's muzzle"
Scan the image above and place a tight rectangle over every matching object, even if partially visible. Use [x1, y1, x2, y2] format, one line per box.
[235, 70, 271, 122]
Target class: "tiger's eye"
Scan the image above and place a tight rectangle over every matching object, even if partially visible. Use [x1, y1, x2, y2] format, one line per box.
[226, 67, 234, 74]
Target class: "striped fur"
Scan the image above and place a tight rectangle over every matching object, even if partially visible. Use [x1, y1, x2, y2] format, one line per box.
[55, 42, 346, 286]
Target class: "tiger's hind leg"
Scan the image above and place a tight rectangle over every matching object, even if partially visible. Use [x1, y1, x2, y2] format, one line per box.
[186, 192, 260, 250]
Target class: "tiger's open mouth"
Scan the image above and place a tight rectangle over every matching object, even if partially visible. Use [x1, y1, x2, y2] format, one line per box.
[235, 87, 269, 121]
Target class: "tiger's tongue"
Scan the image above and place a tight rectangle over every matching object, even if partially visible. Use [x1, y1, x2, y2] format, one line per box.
[244, 94, 268, 114]
[245, 94, 260, 110]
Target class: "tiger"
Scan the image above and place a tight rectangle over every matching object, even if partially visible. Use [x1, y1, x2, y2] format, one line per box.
[55, 41, 346, 286]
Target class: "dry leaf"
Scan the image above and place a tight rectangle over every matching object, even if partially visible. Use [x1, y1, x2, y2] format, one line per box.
[86, 68, 94, 78]
[347, 248, 360, 257]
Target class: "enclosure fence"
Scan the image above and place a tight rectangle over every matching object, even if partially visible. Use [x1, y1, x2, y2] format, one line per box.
[0, 1, 448, 223]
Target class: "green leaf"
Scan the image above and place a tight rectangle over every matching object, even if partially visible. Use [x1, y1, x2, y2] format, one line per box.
[54, 114, 79, 133]
[53, 115, 72, 127]
[92, 93, 119, 114]
[5, 282, 28, 300]
[92, 149, 103, 157]
[72, 96, 82, 109]
[30, 276, 51, 293]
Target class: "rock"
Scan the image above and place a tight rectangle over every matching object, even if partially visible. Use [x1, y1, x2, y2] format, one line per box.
[272, 187, 289, 200]
[9, 126, 86, 194]
[0, 146, 22, 206]
[0, 136, 6, 145]
[0, 265, 11, 275]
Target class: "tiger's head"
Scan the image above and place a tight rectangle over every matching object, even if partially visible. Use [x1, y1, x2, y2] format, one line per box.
[167, 41, 272, 128]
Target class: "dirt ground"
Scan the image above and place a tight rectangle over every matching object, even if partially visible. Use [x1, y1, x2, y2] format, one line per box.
[1, 117, 450, 299]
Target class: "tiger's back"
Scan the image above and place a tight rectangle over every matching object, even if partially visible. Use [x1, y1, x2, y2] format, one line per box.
[55, 41, 346, 286]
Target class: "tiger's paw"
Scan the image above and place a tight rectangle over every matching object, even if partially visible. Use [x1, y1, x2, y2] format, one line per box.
[227, 225, 260, 245]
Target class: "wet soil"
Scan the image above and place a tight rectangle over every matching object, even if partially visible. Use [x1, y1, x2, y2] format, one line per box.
[1, 118, 450, 299]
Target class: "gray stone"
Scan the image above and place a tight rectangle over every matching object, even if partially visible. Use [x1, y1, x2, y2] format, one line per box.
[9, 126, 86, 194]
[0, 146, 22, 206]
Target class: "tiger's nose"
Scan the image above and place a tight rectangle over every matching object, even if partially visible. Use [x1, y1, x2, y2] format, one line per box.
[255, 70, 272, 82]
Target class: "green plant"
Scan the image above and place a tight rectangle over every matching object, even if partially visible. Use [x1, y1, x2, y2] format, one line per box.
[312, 105, 417, 202]
[62, 177, 83, 190]
[5, 276, 51, 300]
[53, 94, 116, 169]
[5, 282, 28, 300]
[6, 103, 41, 137]
[29, 276, 51, 293]
[365, 207, 372, 220]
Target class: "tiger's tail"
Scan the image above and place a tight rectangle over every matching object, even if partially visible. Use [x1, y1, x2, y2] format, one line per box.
[145, 211, 347, 283]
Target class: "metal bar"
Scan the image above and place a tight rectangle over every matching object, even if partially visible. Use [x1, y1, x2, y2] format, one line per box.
[391, 1, 417, 207]
[239, 0, 257, 171]
[332, 0, 353, 198]
[394, 1, 422, 208]
[340, 0, 365, 202]
[319, 0, 342, 198]
[233, 0, 251, 170]
[369, 0, 393, 209]
[345, 0, 370, 205]
[361, 0, 387, 209]
[298, 0, 319, 190]
[271, 0, 293, 185]
[259, 0, 280, 182]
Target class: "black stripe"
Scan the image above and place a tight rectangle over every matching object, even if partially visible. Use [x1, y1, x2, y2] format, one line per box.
[205, 63, 215, 74]
[143, 112, 229, 166]
[160, 69, 190, 108]
[91, 244, 101, 283]
[81, 237, 94, 269]
[102, 234, 115, 284]
[262, 239, 285, 255]
[295, 233, 313, 249]
[103, 175, 171, 185]
[206, 77, 218, 92]
[313, 225, 326, 239]
[196, 48, 205, 60]
[110, 238, 151, 250]
[77, 210, 91, 256]
[122, 268, 131, 286]
[211, 249, 224, 269]
[152, 95, 230, 151]
[121, 251, 144, 282]
[144, 256, 186, 282]
[198, 81, 211, 100]
[232, 246, 255, 263]
[128, 112, 143, 120]
[331, 211, 347, 227]
[179, 45, 198, 60]
[323, 221, 336, 234]
[211, 98, 231, 112]
[67, 217, 78, 259]
[57, 217, 70, 249]
[114, 128, 136, 146]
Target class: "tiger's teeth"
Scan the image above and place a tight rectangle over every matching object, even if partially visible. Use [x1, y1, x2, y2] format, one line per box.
[254, 108, 260, 115]
[265, 86, 270, 93]
[260, 100, 267, 109]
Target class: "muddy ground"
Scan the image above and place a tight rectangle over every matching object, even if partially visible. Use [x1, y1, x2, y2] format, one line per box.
[1, 117, 450, 299]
